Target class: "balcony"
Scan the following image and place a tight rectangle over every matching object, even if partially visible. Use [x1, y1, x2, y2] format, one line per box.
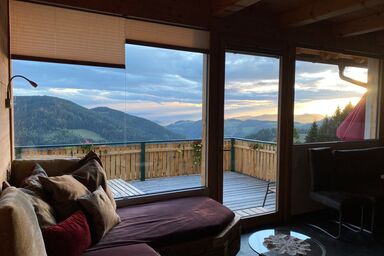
[15, 138, 277, 217]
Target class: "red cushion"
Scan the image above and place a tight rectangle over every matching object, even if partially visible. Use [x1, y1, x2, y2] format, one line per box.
[43, 211, 92, 256]
[91, 196, 234, 250]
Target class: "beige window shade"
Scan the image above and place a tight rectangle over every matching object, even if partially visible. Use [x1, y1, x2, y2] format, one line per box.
[10, 1, 125, 67]
[125, 19, 209, 51]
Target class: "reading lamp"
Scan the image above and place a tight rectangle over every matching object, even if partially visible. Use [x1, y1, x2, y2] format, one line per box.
[5, 75, 38, 108]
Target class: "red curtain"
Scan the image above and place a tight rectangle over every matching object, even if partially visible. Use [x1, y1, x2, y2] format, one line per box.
[336, 94, 366, 141]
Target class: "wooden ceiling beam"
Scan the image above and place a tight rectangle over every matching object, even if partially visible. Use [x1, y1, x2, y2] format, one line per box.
[336, 12, 384, 37]
[212, 0, 261, 17]
[280, 0, 384, 28]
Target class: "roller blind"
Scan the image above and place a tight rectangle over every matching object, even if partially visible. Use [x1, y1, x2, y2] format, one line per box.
[10, 1, 125, 67]
[125, 19, 210, 51]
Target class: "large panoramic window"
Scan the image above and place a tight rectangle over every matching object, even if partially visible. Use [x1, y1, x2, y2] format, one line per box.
[294, 48, 379, 144]
[12, 43, 207, 198]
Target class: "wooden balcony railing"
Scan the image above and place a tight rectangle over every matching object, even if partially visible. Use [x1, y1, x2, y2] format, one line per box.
[15, 138, 277, 182]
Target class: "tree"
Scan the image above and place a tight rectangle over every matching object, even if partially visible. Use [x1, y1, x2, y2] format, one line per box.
[246, 128, 276, 142]
[293, 127, 300, 143]
[341, 102, 354, 120]
[304, 103, 355, 143]
[305, 121, 319, 143]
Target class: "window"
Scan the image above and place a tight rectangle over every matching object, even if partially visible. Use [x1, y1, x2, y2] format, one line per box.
[223, 51, 279, 217]
[294, 48, 379, 144]
[12, 43, 207, 198]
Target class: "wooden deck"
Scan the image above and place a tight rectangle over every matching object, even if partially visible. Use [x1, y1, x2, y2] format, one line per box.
[108, 171, 276, 217]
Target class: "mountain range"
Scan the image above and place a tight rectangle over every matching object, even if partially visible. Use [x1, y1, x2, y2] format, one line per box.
[14, 96, 316, 146]
[14, 96, 182, 146]
[166, 118, 312, 139]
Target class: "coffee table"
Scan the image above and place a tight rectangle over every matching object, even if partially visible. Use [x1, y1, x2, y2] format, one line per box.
[248, 228, 326, 255]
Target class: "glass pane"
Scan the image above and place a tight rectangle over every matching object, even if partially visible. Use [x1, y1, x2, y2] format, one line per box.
[294, 51, 378, 144]
[223, 52, 279, 218]
[12, 44, 207, 198]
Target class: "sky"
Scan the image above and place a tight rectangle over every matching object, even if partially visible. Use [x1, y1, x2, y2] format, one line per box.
[12, 44, 368, 125]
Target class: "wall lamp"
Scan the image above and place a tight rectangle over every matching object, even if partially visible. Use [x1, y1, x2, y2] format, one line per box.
[5, 75, 38, 108]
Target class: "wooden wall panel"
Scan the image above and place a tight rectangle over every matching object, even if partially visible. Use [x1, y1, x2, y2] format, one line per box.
[0, 0, 10, 183]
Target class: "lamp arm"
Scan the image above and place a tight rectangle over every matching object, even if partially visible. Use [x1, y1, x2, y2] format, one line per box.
[5, 75, 38, 108]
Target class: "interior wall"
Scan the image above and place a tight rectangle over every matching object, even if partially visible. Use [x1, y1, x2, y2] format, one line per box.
[0, 0, 11, 183]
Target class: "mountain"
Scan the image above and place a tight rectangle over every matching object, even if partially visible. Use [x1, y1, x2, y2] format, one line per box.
[165, 120, 203, 139]
[14, 96, 183, 146]
[167, 118, 314, 139]
[167, 119, 278, 139]
[237, 113, 324, 123]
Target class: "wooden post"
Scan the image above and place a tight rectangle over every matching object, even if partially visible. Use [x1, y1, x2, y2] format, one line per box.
[206, 27, 225, 203]
[278, 45, 295, 221]
[140, 142, 146, 181]
[230, 138, 235, 172]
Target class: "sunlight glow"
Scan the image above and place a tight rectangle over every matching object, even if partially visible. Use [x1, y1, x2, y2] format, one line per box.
[294, 96, 362, 117]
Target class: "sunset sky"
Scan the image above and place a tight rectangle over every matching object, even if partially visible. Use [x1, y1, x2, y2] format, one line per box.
[12, 44, 368, 125]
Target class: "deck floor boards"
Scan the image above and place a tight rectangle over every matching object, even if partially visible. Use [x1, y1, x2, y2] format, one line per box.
[109, 171, 276, 217]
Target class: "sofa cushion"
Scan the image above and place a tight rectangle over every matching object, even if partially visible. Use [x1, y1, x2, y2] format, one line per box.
[91, 196, 235, 250]
[11, 158, 79, 187]
[39, 175, 90, 220]
[78, 186, 120, 243]
[71, 158, 116, 209]
[21, 189, 57, 228]
[70, 151, 103, 172]
[83, 244, 159, 256]
[43, 210, 91, 256]
[21, 163, 48, 193]
[0, 187, 47, 256]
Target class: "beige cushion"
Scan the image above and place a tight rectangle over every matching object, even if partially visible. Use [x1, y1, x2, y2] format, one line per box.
[72, 159, 116, 209]
[39, 175, 90, 220]
[78, 186, 120, 243]
[0, 187, 47, 256]
[21, 189, 56, 229]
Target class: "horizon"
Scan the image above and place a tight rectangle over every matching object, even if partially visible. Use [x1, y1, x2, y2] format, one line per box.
[15, 95, 328, 126]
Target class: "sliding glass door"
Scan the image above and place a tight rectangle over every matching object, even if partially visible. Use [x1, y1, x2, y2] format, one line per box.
[223, 51, 280, 218]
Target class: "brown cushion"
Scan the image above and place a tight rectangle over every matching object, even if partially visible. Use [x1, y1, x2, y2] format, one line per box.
[71, 151, 103, 172]
[84, 244, 160, 256]
[0, 187, 47, 256]
[11, 158, 79, 187]
[78, 186, 120, 243]
[39, 175, 90, 220]
[71, 158, 116, 209]
[91, 196, 235, 250]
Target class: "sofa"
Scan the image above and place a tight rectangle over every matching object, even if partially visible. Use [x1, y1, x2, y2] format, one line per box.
[0, 153, 241, 256]
[309, 146, 384, 233]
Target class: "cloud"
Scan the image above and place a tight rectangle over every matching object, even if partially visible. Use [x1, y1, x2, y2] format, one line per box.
[11, 48, 370, 123]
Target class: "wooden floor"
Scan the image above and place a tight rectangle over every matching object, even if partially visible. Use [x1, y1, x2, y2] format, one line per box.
[108, 171, 276, 217]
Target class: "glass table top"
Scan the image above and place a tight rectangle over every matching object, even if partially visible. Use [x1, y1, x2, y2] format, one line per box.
[248, 228, 326, 256]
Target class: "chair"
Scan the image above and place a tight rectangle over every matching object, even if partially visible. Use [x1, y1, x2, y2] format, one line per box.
[262, 181, 276, 208]
[308, 147, 367, 239]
